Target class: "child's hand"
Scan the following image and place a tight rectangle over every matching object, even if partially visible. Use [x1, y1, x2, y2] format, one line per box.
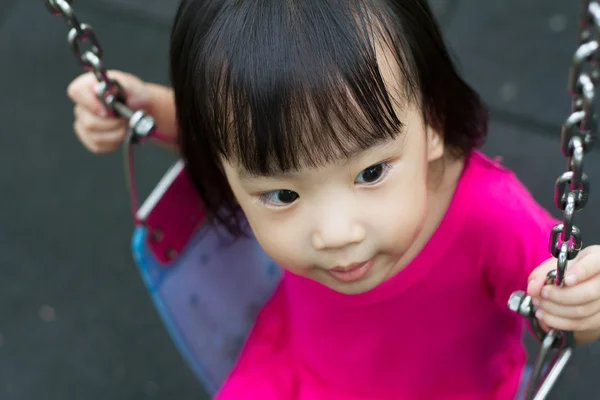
[67, 70, 149, 153]
[527, 245, 600, 345]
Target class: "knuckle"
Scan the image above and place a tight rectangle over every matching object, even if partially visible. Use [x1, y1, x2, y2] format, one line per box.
[67, 74, 90, 99]
[570, 318, 586, 331]
[574, 304, 589, 318]
[544, 314, 566, 331]
[88, 143, 103, 154]
[74, 124, 97, 152]
[576, 264, 588, 280]
[80, 116, 97, 131]
[568, 320, 580, 331]
[67, 83, 76, 100]
[587, 284, 600, 301]
[558, 317, 577, 331]
[74, 121, 85, 137]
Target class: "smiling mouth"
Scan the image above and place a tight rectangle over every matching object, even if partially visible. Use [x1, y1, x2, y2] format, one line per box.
[327, 259, 375, 283]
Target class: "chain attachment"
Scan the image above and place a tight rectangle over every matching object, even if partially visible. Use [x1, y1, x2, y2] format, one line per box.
[42, 0, 155, 142]
[508, 270, 575, 400]
[507, 1, 598, 399]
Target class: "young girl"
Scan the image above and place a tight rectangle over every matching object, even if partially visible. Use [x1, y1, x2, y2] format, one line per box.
[68, 0, 600, 398]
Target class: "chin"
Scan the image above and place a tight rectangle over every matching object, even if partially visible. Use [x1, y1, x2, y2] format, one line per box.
[324, 275, 383, 295]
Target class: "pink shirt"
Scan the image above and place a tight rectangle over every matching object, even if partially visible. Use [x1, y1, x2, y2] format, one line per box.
[216, 151, 558, 399]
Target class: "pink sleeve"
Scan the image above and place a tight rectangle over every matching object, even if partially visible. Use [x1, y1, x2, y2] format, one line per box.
[215, 284, 297, 400]
[482, 176, 559, 311]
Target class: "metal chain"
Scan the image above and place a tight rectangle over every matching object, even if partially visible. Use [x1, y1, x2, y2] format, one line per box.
[508, 1, 598, 399]
[42, 0, 156, 140]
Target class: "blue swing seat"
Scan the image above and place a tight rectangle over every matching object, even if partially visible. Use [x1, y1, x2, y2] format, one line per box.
[130, 159, 282, 395]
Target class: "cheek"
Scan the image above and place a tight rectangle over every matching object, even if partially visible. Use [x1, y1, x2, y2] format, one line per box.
[242, 207, 308, 269]
[374, 172, 429, 252]
[224, 170, 310, 271]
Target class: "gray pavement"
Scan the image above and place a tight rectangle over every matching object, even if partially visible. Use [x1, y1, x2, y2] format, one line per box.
[1, 1, 599, 399]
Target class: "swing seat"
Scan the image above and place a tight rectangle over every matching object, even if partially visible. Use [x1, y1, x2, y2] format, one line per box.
[130, 159, 282, 395]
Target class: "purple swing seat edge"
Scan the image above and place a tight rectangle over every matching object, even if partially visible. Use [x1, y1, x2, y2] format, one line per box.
[130, 159, 282, 395]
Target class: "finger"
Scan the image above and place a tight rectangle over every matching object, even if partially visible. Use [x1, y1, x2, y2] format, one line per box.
[541, 274, 600, 305]
[527, 277, 547, 299]
[561, 245, 600, 287]
[535, 306, 600, 332]
[104, 70, 149, 110]
[89, 129, 128, 146]
[68, 73, 108, 117]
[535, 296, 600, 319]
[538, 319, 551, 333]
[75, 105, 125, 132]
[74, 121, 121, 154]
[527, 257, 556, 298]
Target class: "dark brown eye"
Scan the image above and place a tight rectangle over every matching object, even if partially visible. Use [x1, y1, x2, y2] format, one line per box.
[276, 190, 299, 203]
[260, 189, 299, 206]
[356, 163, 387, 184]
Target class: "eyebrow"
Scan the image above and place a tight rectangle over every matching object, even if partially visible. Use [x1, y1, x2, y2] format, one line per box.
[236, 135, 399, 181]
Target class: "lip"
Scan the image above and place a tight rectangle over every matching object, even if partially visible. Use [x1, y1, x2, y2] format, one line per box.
[327, 259, 375, 283]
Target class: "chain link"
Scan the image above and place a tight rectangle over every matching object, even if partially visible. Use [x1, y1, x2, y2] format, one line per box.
[554, 0, 597, 286]
[508, 1, 598, 399]
[42, 0, 156, 139]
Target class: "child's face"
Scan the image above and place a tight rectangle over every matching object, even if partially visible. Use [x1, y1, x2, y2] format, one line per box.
[221, 48, 445, 294]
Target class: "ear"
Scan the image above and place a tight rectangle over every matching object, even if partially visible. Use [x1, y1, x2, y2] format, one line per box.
[426, 126, 444, 162]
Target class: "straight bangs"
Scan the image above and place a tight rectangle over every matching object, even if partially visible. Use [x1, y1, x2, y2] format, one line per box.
[192, 0, 417, 175]
[171, 0, 488, 235]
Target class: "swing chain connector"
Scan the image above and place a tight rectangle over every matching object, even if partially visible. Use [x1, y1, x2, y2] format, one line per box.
[507, 1, 599, 399]
[508, 273, 574, 349]
[42, 0, 155, 142]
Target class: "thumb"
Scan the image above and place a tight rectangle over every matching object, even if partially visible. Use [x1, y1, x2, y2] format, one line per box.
[100, 70, 150, 111]
[527, 257, 556, 298]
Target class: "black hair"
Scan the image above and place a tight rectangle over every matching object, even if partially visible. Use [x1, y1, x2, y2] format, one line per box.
[170, 0, 488, 236]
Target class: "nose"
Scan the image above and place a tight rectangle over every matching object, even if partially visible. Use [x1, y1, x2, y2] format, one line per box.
[311, 203, 366, 250]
